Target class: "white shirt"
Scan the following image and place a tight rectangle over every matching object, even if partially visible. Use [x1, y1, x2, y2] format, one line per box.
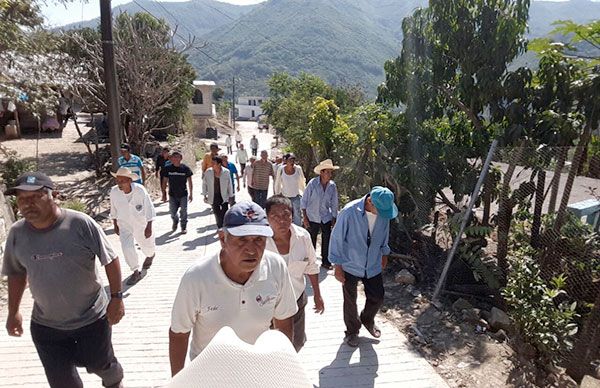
[236, 149, 249, 165]
[274, 165, 306, 197]
[244, 163, 255, 188]
[109, 183, 155, 229]
[225, 136, 232, 147]
[235, 132, 242, 142]
[366, 211, 377, 235]
[266, 224, 319, 298]
[170, 251, 298, 360]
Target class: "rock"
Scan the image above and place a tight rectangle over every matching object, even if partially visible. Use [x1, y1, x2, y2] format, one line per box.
[395, 269, 416, 285]
[491, 329, 508, 343]
[461, 308, 481, 324]
[581, 375, 600, 388]
[488, 307, 512, 331]
[452, 298, 473, 313]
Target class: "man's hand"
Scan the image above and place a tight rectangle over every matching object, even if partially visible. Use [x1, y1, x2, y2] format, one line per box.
[114, 224, 120, 236]
[382, 255, 388, 270]
[188, 194, 193, 203]
[144, 223, 152, 239]
[106, 298, 125, 325]
[161, 193, 167, 202]
[334, 265, 345, 285]
[313, 295, 325, 314]
[236, 186, 240, 192]
[6, 312, 23, 337]
[303, 218, 310, 229]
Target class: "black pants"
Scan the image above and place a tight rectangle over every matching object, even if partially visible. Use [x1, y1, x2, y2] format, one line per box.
[308, 221, 332, 266]
[342, 272, 384, 336]
[240, 164, 246, 177]
[212, 201, 229, 228]
[227, 146, 233, 154]
[31, 317, 123, 388]
[251, 148, 257, 156]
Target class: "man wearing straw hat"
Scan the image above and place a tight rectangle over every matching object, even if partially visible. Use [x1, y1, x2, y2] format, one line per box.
[110, 167, 156, 285]
[300, 159, 340, 270]
[169, 201, 298, 377]
[329, 186, 397, 347]
[2, 172, 125, 388]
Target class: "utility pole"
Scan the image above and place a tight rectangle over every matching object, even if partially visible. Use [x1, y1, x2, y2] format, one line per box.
[232, 77, 236, 131]
[100, 0, 122, 171]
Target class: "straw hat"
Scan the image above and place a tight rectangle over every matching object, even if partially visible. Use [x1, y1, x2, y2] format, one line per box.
[166, 326, 312, 388]
[110, 167, 139, 181]
[313, 159, 340, 174]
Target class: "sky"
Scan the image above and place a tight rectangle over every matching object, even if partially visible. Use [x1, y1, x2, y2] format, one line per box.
[41, 0, 266, 27]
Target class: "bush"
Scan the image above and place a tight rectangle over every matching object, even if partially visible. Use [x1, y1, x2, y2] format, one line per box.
[194, 145, 206, 162]
[62, 199, 88, 214]
[503, 247, 579, 363]
[1, 156, 36, 188]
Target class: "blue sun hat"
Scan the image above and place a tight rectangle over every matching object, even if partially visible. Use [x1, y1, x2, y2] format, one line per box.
[369, 186, 398, 220]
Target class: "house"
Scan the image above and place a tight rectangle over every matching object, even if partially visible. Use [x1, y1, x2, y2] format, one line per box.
[189, 80, 216, 135]
[235, 96, 265, 120]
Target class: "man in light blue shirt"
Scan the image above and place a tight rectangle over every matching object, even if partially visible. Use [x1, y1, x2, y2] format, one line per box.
[329, 186, 398, 347]
[300, 159, 339, 270]
[118, 143, 145, 184]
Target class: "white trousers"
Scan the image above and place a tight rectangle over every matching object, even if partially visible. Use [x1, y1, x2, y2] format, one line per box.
[119, 224, 155, 272]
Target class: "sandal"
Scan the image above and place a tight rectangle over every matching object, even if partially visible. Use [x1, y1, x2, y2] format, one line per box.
[142, 255, 155, 270]
[360, 314, 382, 338]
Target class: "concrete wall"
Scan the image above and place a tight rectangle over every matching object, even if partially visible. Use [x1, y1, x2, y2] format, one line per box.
[0, 189, 16, 271]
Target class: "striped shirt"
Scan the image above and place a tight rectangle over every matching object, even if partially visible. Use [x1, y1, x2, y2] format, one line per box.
[251, 159, 273, 190]
[118, 154, 144, 184]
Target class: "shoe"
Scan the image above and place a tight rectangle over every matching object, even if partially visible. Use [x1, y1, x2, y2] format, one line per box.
[321, 263, 332, 270]
[345, 333, 359, 347]
[126, 270, 142, 285]
[172, 222, 178, 232]
[142, 255, 155, 270]
[360, 313, 382, 338]
[181, 229, 187, 234]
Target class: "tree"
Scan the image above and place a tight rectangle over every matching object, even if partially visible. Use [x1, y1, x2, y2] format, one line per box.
[66, 12, 197, 153]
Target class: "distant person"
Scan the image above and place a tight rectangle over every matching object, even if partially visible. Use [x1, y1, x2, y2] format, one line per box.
[202, 143, 221, 174]
[2, 172, 125, 388]
[236, 144, 249, 176]
[110, 167, 156, 285]
[169, 201, 298, 376]
[220, 154, 240, 194]
[202, 156, 234, 228]
[274, 153, 306, 226]
[155, 147, 171, 178]
[265, 195, 324, 351]
[235, 130, 243, 149]
[225, 134, 233, 154]
[300, 159, 339, 270]
[118, 143, 145, 184]
[251, 150, 274, 208]
[244, 156, 257, 202]
[250, 135, 259, 157]
[329, 186, 397, 347]
[161, 150, 193, 234]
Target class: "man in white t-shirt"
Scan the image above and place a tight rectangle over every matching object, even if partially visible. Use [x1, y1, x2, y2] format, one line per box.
[169, 201, 298, 377]
[109, 167, 156, 285]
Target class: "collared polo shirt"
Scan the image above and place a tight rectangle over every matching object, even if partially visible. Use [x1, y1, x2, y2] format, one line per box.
[109, 182, 156, 229]
[118, 154, 144, 184]
[170, 251, 298, 360]
[252, 159, 274, 191]
[266, 224, 319, 297]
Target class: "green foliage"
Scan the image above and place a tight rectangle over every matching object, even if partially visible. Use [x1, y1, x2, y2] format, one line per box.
[0, 153, 36, 188]
[61, 199, 87, 214]
[503, 247, 579, 362]
[194, 145, 206, 162]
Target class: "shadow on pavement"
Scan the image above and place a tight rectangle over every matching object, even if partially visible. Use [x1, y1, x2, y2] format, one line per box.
[318, 338, 380, 388]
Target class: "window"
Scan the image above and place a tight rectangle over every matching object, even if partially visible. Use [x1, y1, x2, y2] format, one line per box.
[248, 99, 252, 105]
[192, 89, 203, 104]
[251, 110, 255, 117]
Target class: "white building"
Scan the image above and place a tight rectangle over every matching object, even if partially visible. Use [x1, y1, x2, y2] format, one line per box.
[189, 80, 216, 117]
[235, 96, 265, 120]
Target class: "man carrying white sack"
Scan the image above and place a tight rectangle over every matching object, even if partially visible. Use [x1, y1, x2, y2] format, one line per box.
[109, 167, 156, 285]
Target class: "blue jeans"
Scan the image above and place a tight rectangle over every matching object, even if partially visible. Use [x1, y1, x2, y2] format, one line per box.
[31, 317, 123, 388]
[288, 195, 302, 226]
[254, 189, 268, 208]
[169, 195, 188, 229]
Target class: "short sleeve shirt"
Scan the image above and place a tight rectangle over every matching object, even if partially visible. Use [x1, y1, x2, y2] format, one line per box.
[118, 154, 144, 184]
[170, 251, 298, 360]
[161, 164, 193, 198]
[2, 209, 117, 330]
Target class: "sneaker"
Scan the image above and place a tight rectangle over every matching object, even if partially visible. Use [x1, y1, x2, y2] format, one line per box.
[345, 333, 359, 347]
[172, 222, 178, 232]
[126, 270, 142, 285]
[142, 255, 155, 270]
[181, 229, 187, 234]
[321, 263, 333, 270]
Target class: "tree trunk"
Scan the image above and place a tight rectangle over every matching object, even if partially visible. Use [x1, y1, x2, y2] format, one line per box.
[482, 180, 492, 226]
[548, 147, 568, 214]
[496, 146, 525, 284]
[566, 288, 600, 383]
[531, 169, 546, 248]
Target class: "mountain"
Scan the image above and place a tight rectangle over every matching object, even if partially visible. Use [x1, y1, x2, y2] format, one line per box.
[62, 0, 258, 37]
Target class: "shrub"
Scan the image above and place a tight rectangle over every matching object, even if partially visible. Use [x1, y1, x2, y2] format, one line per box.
[503, 247, 579, 363]
[62, 199, 88, 214]
[1, 155, 36, 188]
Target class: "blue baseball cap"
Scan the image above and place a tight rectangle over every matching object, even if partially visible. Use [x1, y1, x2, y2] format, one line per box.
[4, 172, 54, 195]
[223, 201, 273, 237]
[369, 186, 398, 220]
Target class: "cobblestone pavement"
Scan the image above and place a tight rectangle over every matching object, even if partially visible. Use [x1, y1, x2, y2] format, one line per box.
[0, 122, 447, 387]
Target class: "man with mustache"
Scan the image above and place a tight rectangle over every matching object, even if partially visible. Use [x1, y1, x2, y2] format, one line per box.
[169, 201, 298, 376]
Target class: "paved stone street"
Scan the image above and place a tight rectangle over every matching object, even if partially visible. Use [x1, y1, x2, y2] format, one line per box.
[0, 122, 447, 387]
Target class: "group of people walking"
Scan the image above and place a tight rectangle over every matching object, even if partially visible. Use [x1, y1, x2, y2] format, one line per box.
[2, 133, 399, 387]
